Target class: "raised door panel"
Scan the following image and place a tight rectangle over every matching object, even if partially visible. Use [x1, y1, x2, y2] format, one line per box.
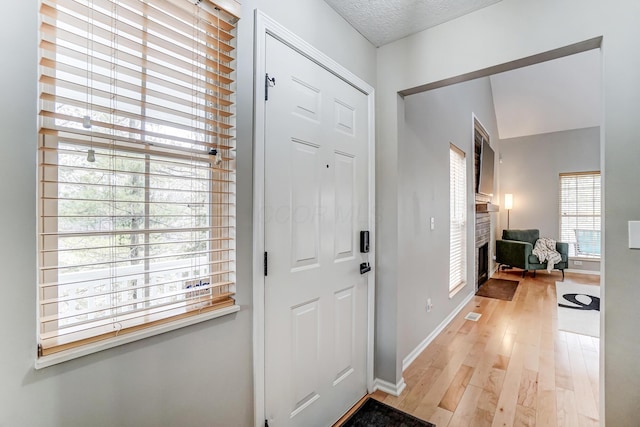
[290, 140, 321, 271]
[334, 99, 355, 136]
[333, 287, 355, 386]
[334, 152, 355, 262]
[291, 77, 321, 123]
[290, 299, 321, 418]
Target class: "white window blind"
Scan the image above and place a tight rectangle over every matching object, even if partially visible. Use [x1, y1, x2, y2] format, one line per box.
[450, 144, 467, 292]
[38, 0, 238, 357]
[559, 172, 601, 258]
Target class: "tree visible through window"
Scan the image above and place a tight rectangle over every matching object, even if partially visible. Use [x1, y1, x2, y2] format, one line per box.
[559, 172, 601, 258]
[38, 0, 238, 358]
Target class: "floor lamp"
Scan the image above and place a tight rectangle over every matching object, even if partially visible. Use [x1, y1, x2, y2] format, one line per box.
[504, 193, 513, 229]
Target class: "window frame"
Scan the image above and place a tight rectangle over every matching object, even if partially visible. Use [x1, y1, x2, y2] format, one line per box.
[449, 143, 467, 296]
[559, 171, 601, 260]
[36, 0, 239, 368]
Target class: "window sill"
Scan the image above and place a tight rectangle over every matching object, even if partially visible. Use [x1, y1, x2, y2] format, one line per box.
[449, 282, 466, 299]
[571, 256, 601, 262]
[35, 304, 240, 369]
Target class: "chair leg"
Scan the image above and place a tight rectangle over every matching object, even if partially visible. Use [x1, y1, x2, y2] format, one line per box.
[561, 269, 565, 280]
[522, 270, 527, 278]
[533, 270, 536, 278]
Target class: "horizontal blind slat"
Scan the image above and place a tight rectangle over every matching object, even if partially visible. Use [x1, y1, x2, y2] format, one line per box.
[39, 134, 235, 163]
[38, 0, 237, 355]
[43, 0, 236, 42]
[41, 158, 234, 175]
[41, 252, 233, 277]
[40, 92, 231, 132]
[44, 181, 231, 196]
[39, 255, 234, 288]
[159, 0, 235, 33]
[40, 54, 233, 109]
[39, 83, 232, 131]
[39, 24, 234, 88]
[41, 227, 234, 238]
[40, 282, 235, 322]
[40, 145, 235, 172]
[41, 0, 234, 56]
[39, 7, 233, 72]
[41, 280, 234, 312]
[37, 128, 235, 160]
[40, 110, 233, 146]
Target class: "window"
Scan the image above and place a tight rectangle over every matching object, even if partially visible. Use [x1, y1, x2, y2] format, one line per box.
[450, 144, 467, 293]
[559, 172, 601, 258]
[37, 0, 239, 359]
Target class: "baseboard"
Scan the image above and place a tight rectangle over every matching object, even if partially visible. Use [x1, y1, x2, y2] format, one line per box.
[402, 291, 475, 372]
[372, 377, 407, 397]
[565, 268, 601, 276]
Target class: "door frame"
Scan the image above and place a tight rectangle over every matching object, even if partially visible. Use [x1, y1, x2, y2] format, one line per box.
[252, 10, 376, 427]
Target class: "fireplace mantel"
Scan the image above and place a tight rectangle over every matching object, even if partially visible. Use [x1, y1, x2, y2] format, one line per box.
[475, 203, 500, 213]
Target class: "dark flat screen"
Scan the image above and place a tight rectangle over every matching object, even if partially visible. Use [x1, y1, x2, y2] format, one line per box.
[478, 140, 494, 196]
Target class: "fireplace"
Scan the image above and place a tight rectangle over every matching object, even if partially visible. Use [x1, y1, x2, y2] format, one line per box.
[475, 204, 496, 290]
[478, 243, 489, 287]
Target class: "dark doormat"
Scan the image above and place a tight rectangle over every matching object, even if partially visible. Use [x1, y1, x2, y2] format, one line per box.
[340, 398, 436, 427]
[475, 278, 520, 301]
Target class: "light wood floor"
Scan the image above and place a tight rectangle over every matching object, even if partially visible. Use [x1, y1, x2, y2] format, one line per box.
[337, 270, 600, 427]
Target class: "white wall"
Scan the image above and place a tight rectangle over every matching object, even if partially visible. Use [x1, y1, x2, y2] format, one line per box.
[376, 0, 640, 424]
[248, 1, 376, 84]
[0, 1, 375, 426]
[489, 49, 602, 140]
[399, 77, 499, 362]
[499, 127, 601, 272]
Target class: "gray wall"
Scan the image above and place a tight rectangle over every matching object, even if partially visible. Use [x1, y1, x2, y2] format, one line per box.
[399, 77, 499, 362]
[376, 0, 640, 424]
[0, 1, 375, 426]
[600, 5, 640, 424]
[499, 127, 601, 272]
[373, 92, 401, 383]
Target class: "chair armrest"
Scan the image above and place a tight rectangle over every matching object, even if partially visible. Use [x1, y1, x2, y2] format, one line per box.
[496, 239, 533, 269]
[556, 241, 569, 262]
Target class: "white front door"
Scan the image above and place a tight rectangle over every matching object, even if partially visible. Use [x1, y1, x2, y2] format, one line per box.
[264, 34, 370, 427]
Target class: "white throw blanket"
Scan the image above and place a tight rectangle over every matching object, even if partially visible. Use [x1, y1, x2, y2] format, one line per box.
[532, 237, 562, 273]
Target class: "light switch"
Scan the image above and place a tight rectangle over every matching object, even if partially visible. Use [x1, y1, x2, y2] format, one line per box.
[629, 221, 640, 249]
[430, 217, 435, 230]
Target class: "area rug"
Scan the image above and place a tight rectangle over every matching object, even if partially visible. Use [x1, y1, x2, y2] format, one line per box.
[556, 282, 600, 337]
[475, 278, 520, 301]
[340, 398, 435, 427]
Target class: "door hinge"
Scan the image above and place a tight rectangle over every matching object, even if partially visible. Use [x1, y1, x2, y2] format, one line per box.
[265, 73, 276, 101]
[264, 251, 268, 276]
[37, 344, 43, 358]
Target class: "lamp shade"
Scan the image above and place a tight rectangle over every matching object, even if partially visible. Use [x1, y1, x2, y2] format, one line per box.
[504, 193, 513, 210]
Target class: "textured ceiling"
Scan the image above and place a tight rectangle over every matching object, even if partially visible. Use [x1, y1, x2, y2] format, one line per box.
[490, 50, 602, 140]
[324, 0, 503, 47]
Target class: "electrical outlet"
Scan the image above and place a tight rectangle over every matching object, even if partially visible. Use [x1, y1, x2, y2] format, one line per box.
[426, 298, 433, 312]
[574, 260, 583, 266]
[430, 217, 435, 230]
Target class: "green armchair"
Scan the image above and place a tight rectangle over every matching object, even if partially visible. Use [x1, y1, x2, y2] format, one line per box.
[496, 229, 569, 279]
